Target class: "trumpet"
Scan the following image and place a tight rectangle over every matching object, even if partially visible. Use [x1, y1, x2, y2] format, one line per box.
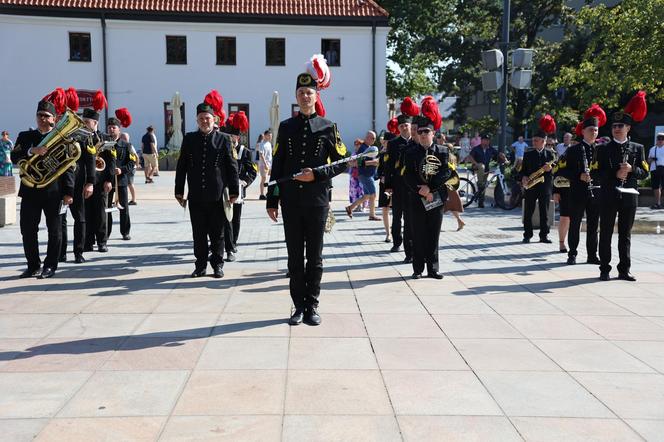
[95, 141, 117, 172]
[523, 161, 554, 190]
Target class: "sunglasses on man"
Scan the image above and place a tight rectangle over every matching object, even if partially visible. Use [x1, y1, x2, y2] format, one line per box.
[37, 112, 53, 118]
[612, 123, 626, 129]
[417, 129, 432, 134]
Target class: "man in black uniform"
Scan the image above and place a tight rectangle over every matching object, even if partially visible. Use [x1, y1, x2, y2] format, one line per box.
[266, 72, 348, 326]
[223, 113, 258, 259]
[11, 100, 75, 279]
[106, 113, 136, 241]
[83, 108, 115, 253]
[60, 112, 96, 263]
[175, 102, 239, 278]
[519, 127, 555, 243]
[403, 116, 450, 279]
[384, 113, 414, 261]
[562, 115, 602, 265]
[597, 103, 648, 281]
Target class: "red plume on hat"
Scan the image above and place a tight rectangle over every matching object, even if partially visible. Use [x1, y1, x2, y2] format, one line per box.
[65, 87, 79, 112]
[574, 121, 584, 137]
[583, 103, 606, 127]
[624, 90, 647, 123]
[115, 108, 132, 128]
[421, 96, 442, 130]
[305, 54, 332, 91]
[387, 117, 399, 136]
[92, 90, 108, 112]
[539, 114, 557, 135]
[400, 97, 420, 117]
[43, 88, 67, 114]
[204, 89, 224, 117]
[232, 111, 249, 133]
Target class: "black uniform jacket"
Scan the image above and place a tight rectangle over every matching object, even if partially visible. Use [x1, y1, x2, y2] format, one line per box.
[175, 129, 240, 203]
[267, 112, 348, 209]
[404, 143, 451, 202]
[11, 129, 75, 199]
[235, 144, 258, 200]
[71, 131, 97, 189]
[518, 147, 555, 191]
[559, 140, 600, 202]
[112, 139, 136, 187]
[384, 135, 412, 189]
[596, 139, 648, 207]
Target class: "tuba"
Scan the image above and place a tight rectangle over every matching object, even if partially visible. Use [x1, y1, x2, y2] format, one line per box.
[18, 109, 85, 188]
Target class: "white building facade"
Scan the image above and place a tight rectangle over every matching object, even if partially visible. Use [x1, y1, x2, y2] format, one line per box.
[0, 1, 389, 150]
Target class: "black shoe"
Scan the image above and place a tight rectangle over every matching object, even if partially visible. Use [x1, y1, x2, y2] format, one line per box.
[427, 271, 444, 279]
[599, 272, 610, 281]
[98, 245, 108, 253]
[38, 267, 55, 279]
[191, 268, 206, 278]
[412, 273, 422, 279]
[122, 235, 131, 241]
[128, 201, 137, 206]
[259, 195, 267, 200]
[212, 265, 224, 279]
[304, 307, 322, 326]
[74, 254, 86, 264]
[390, 245, 401, 253]
[83, 245, 93, 252]
[586, 256, 601, 265]
[226, 252, 236, 262]
[566, 256, 576, 265]
[540, 237, 553, 244]
[403, 256, 413, 264]
[618, 272, 636, 282]
[289, 308, 305, 326]
[58, 256, 67, 263]
[19, 268, 40, 279]
[522, 238, 530, 243]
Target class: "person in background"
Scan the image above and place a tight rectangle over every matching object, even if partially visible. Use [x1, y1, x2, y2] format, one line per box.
[511, 135, 528, 170]
[556, 132, 573, 157]
[345, 131, 379, 220]
[258, 130, 272, 200]
[648, 133, 664, 209]
[348, 138, 365, 210]
[121, 133, 138, 205]
[0, 130, 13, 176]
[468, 134, 507, 208]
[253, 133, 264, 163]
[470, 131, 482, 148]
[141, 126, 157, 184]
[458, 132, 471, 163]
[377, 132, 394, 242]
[444, 146, 465, 231]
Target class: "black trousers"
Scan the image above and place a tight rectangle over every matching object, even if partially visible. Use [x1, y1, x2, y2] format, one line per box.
[189, 200, 224, 270]
[20, 195, 62, 270]
[523, 189, 551, 240]
[599, 200, 636, 274]
[60, 188, 86, 257]
[222, 206, 234, 254]
[107, 186, 130, 238]
[568, 196, 600, 259]
[85, 186, 108, 248]
[391, 182, 413, 258]
[231, 203, 243, 247]
[410, 198, 443, 274]
[282, 205, 328, 310]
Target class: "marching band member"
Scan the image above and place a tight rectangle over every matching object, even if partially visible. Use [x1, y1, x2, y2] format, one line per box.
[222, 111, 257, 261]
[11, 96, 75, 279]
[84, 91, 115, 253]
[404, 97, 450, 279]
[266, 55, 348, 326]
[563, 104, 605, 265]
[384, 98, 419, 261]
[597, 92, 649, 281]
[175, 91, 239, 279]
[106, 108, 135, 241]
[59, 88, 96, 264]
[519, 115, 556, 244]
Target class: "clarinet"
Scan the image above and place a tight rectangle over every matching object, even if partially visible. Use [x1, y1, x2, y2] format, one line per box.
[581, 143, 594, 198]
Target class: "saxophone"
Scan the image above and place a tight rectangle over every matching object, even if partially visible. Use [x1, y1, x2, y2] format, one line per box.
[18, 109, 85, 188]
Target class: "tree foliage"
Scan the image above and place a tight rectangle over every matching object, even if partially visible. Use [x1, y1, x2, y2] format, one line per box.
[551, 0, 664, 109]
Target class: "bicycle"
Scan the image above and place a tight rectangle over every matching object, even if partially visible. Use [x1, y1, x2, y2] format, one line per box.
[458, 162, 523, 210]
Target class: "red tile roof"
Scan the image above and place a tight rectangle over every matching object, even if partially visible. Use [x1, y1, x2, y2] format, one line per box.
[0, 0, 389, 17]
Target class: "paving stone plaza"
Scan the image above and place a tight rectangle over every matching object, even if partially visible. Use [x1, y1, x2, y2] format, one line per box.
[1, 172, 663, 441]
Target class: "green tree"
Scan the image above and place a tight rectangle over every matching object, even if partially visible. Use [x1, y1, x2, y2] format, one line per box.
[551, 0, 664, 108]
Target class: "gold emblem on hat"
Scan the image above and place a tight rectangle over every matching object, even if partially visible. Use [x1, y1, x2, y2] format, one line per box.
[613, 111, 624, 121]
[299, 74, 313, 85]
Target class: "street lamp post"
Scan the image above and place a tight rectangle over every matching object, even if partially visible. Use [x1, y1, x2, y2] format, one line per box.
[498, 0, 511, 154]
